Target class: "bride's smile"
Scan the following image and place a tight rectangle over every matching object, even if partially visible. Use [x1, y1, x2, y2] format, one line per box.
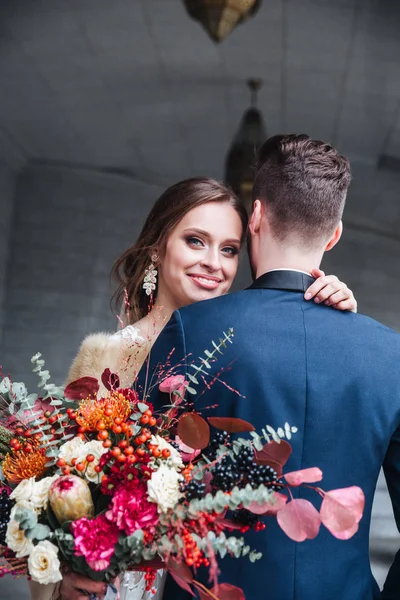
[186, 273, 222, 290]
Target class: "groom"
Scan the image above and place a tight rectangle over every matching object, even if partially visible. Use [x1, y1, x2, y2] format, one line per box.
[140, 134, 400, 599]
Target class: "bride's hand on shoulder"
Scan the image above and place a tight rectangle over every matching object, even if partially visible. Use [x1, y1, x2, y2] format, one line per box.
[304, 268, 357, 313]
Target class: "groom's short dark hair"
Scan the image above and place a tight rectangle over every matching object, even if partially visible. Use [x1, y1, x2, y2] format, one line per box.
[253, 134, 351, 245]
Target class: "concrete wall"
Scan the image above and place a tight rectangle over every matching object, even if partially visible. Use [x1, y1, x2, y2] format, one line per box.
[0, 163, 18, 348]
[0, 162, 163, 387]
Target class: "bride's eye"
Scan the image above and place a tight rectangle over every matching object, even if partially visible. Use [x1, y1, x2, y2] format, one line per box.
[222, 246, 239, 256]
[186, 236, 204, 247]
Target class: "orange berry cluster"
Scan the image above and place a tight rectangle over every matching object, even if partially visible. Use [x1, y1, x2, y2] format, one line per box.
[9, 433, 40, 455]
[66, 406, 86, 440]
[182, 529, 209, 569]
[56, 454, 97, 476]
[10, 409, 67, 454]
[182, 462, 194, 482]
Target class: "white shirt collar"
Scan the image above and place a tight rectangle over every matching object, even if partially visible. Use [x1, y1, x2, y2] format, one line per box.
[266, 268, 313, 277]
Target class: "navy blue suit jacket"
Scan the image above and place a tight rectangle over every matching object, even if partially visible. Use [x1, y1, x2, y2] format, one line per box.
[137, 270, 400, 600]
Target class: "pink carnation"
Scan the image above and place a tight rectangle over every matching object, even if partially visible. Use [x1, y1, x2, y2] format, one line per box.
[71, 514, 119, 571]
[106, 481, 159, 535]
[159, 375, 187, 397]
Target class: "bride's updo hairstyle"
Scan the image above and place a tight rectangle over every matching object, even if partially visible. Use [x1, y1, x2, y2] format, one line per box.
[111, 177, 248, 323]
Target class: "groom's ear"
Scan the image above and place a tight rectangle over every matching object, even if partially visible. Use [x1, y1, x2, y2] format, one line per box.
[325, 220, 343, 252]
[249, 199, 263, 235]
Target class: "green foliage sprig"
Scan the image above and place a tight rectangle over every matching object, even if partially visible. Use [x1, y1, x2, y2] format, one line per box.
[187, 483, 274, 517]
[186, 328, 234, 395]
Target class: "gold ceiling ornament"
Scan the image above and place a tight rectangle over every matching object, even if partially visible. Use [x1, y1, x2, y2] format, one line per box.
[225, 78, 267, 212]
[183, 0, 262, 43]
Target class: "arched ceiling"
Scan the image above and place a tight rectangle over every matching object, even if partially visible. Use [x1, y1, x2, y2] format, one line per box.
[0, 0, 399, 184]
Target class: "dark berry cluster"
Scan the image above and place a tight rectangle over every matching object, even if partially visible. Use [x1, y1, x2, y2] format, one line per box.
[211, 455, 241, 492]
[210, 446, 279, 494]
[203, 431, 230, 462]
[0, 488, 13, 545]
[236, 446, 279, 489]
[235, 446, 254, 471]
[247, 464, 279, 488]
[231, 508, 259, 528]
[181, 480, 206, 501]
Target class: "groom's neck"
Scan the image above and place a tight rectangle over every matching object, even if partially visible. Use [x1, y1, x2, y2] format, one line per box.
[254, 243, 324, 279]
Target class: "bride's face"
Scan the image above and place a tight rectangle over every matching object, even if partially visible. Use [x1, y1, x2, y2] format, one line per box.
[157, 201, 243, 310]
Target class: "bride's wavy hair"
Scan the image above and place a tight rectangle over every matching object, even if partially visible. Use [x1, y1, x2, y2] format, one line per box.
[111, 177, 248, 324]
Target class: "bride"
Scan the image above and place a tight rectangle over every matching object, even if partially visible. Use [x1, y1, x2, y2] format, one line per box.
[33, 177, 356, 600]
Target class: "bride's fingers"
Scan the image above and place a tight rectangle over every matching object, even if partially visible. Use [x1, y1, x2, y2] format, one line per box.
[304, 275, 338, 301]
[326, 287, 357, 312]
[311, 267, 325, 279]
[324, 288, 350, 306]
[331, 298, 357, 312]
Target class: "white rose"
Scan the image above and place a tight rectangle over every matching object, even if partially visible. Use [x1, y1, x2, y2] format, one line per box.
[10, 478, 35, 505]
[76, 440, 108, 483]
[28, 540, 62, 585]
[30, 476, 59, 512]
[150, 435, 183, 470]
[5, 510, 34, 558]
[147, 464, 183, 512]
[59, 437, 85, 465]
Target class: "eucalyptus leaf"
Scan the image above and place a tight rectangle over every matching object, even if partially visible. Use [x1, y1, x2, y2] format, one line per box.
[50, 399, 63, 406]
[10, 382, 28, 401]
[29, 523, 51, 541]
[0, 378, 11, 394]
[14, 507, 38, 531]
[130, 412, 142, 421]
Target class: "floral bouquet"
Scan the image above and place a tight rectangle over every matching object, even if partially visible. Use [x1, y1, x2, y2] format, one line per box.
[0, 333, 365, 599]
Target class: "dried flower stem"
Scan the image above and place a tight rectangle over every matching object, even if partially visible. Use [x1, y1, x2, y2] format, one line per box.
[193, 580, 220, 600]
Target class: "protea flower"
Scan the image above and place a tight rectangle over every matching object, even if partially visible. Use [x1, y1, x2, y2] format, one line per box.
[48, 475, 94, 524]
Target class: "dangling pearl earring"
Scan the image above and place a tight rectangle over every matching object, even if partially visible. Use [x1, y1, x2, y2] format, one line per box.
[143, 253, 158, 296]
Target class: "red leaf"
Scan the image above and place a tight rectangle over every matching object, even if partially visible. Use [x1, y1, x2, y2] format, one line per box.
[284, 467, 323, 487]
[177, 413, 210, 450]
[207, 417, 255, 433]
[320, 486, 365, 539]
[198, 583, 245, 600]
[64, 377, 99, 400]
[166, 557, 195, 596]
[218, 518, 245, 530]
[254, 440, 292, 476]
[101, 369, 120, 391]
[277, 499, 321, 542]
[247, 491, 288, 515]
[332, 522, 360, 540]
[203, 471, 213, 494]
